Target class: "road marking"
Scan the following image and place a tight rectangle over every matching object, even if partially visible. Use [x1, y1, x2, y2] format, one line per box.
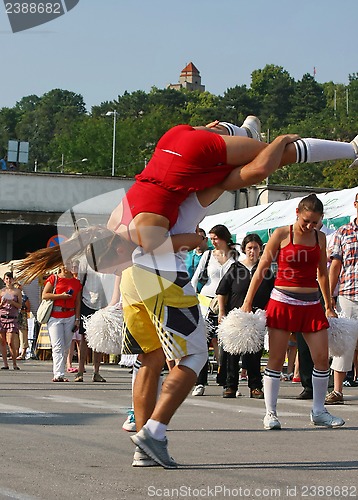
[0, 487, 37, 500]
[184, 398, 304, 417]
[0, 403, 56, 417]
[38, 395, 129, 413]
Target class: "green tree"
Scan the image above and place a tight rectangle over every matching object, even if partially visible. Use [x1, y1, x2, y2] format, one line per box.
[251, 64, 294, 128]
[323, 161, 358, 189]
[0, 107, 18, 156]
[220, 85, 260, 124]
[289, 74, 326, 122]
[183, 91, 221, 125]
[348, 73, 358, 116]
[15, 89, 87, 168]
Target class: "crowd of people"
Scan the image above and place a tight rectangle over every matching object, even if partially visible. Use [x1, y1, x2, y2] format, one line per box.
[1, 116, 358, 469]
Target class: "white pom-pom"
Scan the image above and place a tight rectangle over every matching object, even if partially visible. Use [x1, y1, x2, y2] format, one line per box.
[218, 308, 266, 354]
[328, 316, 358, 357]
[83, 304, 123, 354]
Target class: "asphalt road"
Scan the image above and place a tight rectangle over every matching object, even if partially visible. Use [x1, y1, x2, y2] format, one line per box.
[0, 360, 357, 500]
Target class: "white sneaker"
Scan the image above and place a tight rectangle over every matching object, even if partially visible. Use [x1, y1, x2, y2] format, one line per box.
[122, 409, 136, 432]
[310, 409, 345, 428]
[241, 115, 262, 142]
[192, 384, 205, 396]
[236, 390, 243, 397]
[130, 428, 178, 469]
[263, 411, 281, 430]
[349, 135, 358, 168]
[132, 446, 159, 467]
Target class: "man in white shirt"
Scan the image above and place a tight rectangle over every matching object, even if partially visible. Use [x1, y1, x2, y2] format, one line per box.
[74, 257, 115, 382]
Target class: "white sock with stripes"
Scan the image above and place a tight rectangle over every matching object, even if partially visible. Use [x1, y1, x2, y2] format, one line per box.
[312, 367, 330, 414]
[263, 368, 281, 414]
[219, 122, 248, 137]
[294, 138, 356, 163]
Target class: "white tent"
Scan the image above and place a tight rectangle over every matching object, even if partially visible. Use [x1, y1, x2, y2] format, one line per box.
[200, 186, 358, 243]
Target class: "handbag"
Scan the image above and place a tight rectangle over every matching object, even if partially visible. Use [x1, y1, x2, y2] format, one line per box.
[197, 251, 212, 286]
[36, 276, 57, 324]
[208, 295, 228, 316]
[208, 296, 219, 315]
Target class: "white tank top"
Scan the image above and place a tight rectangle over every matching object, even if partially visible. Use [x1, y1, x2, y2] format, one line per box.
[132, 193, 208, 272]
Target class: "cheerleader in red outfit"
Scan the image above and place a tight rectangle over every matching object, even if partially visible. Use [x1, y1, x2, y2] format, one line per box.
[108, 121, 358, 255]
[241, 194, 345, 430]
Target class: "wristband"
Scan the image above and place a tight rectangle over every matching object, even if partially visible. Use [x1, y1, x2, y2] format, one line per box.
[75, 318, 80, 321]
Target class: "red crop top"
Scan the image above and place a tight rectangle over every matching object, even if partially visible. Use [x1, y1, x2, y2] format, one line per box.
[274, 225, 321, 288]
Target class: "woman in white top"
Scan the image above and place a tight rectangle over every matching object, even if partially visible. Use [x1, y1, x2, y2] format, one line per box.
[191, 224, 238, 395]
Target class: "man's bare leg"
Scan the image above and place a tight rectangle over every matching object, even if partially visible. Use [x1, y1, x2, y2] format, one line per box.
[74, 334, 87, 381]
[133, 348, 165, 431]
[132, 354, 198, 469]
[150, 364, 197, 425]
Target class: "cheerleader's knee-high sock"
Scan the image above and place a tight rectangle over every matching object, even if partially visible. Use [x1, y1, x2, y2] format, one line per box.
[294, 137, 358, 166]
[312, 367, 330, 415]
[263, 368, 281, 414]
[219, 122, 248, 137]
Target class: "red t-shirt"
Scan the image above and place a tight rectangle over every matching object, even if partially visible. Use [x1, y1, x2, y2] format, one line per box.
[46, 274, 82, 318]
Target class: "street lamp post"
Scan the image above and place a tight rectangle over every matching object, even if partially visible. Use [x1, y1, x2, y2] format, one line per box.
[106, 110, 118, 177]
[60, 157, 88, 173]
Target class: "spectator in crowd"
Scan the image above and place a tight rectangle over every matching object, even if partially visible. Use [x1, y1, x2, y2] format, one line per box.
[0, 272, 22, 370]
[282, 333, 298, 381]
[216, 233, 274, 399]
[74, 256, 115, 383]
[0, 156, 7, 171]
[14, 282, 31, 361]
[326, 193, 358, 404]
[185, 228, 209, 291]
[190, 224, 238, 396]
[42, 262, 82, 382]
[66, 328, 81, 373]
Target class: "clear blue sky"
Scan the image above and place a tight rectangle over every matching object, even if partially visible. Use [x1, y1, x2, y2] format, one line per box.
[1, 0, 356, 112]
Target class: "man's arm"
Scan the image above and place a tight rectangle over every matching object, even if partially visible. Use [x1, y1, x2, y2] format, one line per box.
[329, 258, 342, 303]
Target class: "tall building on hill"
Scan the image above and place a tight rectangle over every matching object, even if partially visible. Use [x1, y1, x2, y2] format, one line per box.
[167, 62, 205, 92]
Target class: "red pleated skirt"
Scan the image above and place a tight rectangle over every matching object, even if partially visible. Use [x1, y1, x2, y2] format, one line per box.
[265, 298, 329, 333]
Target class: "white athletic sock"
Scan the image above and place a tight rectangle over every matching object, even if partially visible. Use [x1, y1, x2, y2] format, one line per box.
[219, 122, 248, 137]
[294, 138, 356, 163]
[144, 419, 167, 441]
[263, 368, 281, 414]
[312, 367, 330, 414]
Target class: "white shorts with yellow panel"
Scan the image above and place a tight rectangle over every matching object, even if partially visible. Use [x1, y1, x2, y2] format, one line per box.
[120, 264, 207, 361]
